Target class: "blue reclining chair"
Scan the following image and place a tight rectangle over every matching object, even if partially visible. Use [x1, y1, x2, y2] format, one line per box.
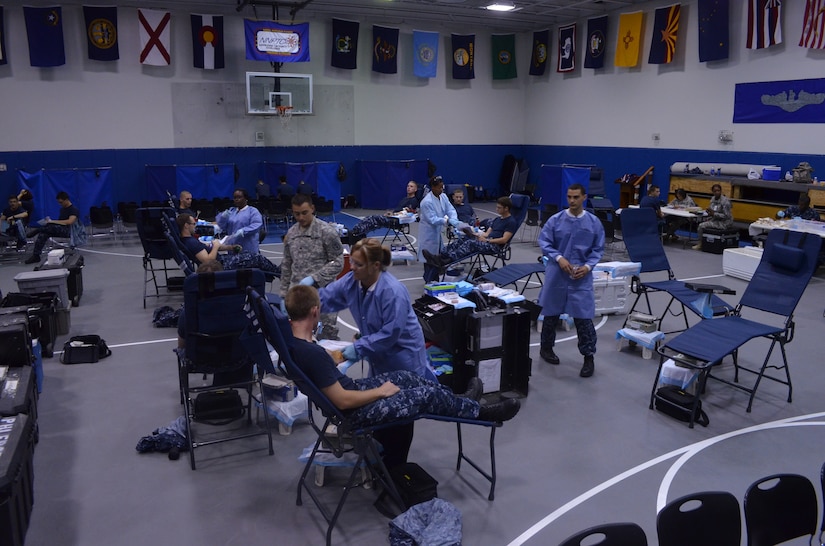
[621, 207, 735, 333]
[243, 287, 503, 546]
[176, 270, 274, 469]
[652, 229, 821, 425]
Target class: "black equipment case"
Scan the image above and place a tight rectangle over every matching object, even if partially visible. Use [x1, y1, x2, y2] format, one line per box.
[389, 463, 438, 508]
[0, 413, 35, 546]
[0, 367, 37, 420]
[700, 227, 739, 254]
[35, 251, 84, 307]
[0, 318, 32, 368]
[1, 293, 58, 358]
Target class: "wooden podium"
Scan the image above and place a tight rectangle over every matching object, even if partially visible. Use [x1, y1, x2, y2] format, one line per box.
[615, 166, 654, 209]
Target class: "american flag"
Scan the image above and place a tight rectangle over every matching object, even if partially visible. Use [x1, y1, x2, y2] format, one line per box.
[747, 0, 782, 49]
[800, 0, 825, 49]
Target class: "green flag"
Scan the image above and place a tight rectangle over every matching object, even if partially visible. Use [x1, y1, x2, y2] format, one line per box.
[491, 34, 516, 80]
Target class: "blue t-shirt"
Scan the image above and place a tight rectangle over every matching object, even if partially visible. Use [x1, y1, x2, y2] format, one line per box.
[639, 195, 662, 215]
[453, 202, 475, 224]
[182, 236, 207, 260]
[490, 215, 517, 240]
[59, 204, 80, 222]
[291, 337, 357, 391]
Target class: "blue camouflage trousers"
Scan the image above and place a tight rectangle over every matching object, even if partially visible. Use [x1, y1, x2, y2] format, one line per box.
[347, 370, 479, 427]
[540, 316, 597, 356]
[440, 239, 500, 263]
[351, 215, 392, 236]
[219, 252, 281, 276]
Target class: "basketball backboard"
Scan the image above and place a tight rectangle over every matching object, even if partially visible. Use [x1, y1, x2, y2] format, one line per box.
[246, 72, 313, 115]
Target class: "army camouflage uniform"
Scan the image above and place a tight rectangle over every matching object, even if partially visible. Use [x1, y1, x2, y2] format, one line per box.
[281, 216, 344, 339]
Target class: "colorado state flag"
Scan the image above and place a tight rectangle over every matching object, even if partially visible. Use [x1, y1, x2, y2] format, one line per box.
[191, 14, 224, 69]
[648, 4, 680, 64]
[24, 6, 66, 67]
[373, 25, 399, 74]
[331, 18, 359, 69]
[614, 12, 643, 67]
[698, 0, 729, 62]
[451, 34, 474, 79]
[0, 7, 7, 66]
[413, 30, 438, 78]
[84, 6, 119, 62]
[245, 20, 310, 62]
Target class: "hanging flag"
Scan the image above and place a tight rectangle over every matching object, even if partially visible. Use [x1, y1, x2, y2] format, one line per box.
[331, 18, 359, 69]
[799, 0, 825, 49]
[451, 34, 475, 79]
[0, 7, 7, 66]
[139, 9, 171, 66]
[698, 0, 729, 62]
[84, 6, 119, 62]
[191, 14, 224, 69]
[649, 4, 680, 64]
[413, 30, 439, 78]
[373, 25, 399, 74]
[614, 12, 643, 67]
[734, 77, 825, 123]
[557, 24, 576, 72]
[584, 16, 608, 69]
[529, 29, 549, 75]
[23, 6, 66, 67]
[747, 0, 782, 49]
[492, 34, 517, 79]
[245, 20, 310, 62]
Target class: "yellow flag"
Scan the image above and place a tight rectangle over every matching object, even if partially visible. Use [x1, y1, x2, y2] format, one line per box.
[614, 11, 644, 67]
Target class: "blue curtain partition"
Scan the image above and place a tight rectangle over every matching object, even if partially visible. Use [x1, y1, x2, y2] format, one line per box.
[18, 167, 113, 222]
[539, 164, 591, 209]
[145, 164, 235, 202]
[261, 161, 341, 211]
[358, 159, 429, 210]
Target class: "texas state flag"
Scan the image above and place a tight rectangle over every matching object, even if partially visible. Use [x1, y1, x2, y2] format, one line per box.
[24, 6, 66, 67]
[191, 14, 224, 69]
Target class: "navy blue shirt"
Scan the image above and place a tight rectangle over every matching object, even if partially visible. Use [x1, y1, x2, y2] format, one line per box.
[639, 195, 662, 215]
[490, 215, 517, 240]
[59, 204, 80, 222]
[292, 337, 357, 391]
[453, 202, 475, 224]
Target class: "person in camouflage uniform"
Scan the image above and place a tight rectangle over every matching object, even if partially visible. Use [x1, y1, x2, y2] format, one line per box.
[280, 193, 344, 340]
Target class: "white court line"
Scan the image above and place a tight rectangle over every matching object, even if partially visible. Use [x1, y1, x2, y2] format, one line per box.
[54, 337, 178, 355]
[77, 248, 143, 258]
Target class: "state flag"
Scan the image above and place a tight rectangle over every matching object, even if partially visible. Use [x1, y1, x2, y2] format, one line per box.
[614, 11, 643, 67]
[191, 14, 224, 69]
[245, 20, 310, 62]
[584, 16, 608, 69]
[698, 0, 729, 62]
[529, 29, 549, 75]
[799, 0, 825, 49]
[0, 7, 7, 66]
[492, 34, 517, 79]
[84, 6, 118, 62]
[139, 9, 171, 66]
[413, 30, 439, 78]
[373, 25, 399, 74]
[649, 4, 680, 64]
[23, 6, 66, 67]
[557, 24, 576, 72]
[747, 0, 782, 49]
[451, 34, 474, 79]
[331, 18, 359, 69]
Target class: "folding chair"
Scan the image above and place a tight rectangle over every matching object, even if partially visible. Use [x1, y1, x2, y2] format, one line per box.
[653, 229, 821, 424]
[244, 287, 505, 545]
[136, 207, 182, 308]
[657, 491, 741, 546]
[176, 270, 274, 470]
[89, 205, 116, 245]
[744, 473, 817, 546]
[621, 207, 735, 334]
[559, 522, 648, 546]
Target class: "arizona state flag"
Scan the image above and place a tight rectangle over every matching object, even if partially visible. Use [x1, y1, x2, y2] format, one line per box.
[24, 6, 66, 67]
[372, 25, 398, 74]
[331, 18, 359, 69]
[451, 34, 474, 79]
[698, 0, 729, 62]
[800, 0, 825, 49]
[84, 6, 119, 61]
[557, 24, 576, 72]
[584, 16, 608, 69]
[747, 0, 782, 49]
[191, 14, 224, 69]
[649, 4, 680, 64]
[0, 7, 7, 66]
[492, 34, 516, 79]
[529, 29, 549, 75]
[614, 11, 643, 67]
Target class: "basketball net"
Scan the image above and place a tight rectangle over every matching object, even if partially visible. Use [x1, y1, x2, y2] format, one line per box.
[276, 106, 293, 127]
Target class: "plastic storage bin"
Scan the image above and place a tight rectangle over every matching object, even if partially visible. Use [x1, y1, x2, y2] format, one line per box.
[594, 275, 630, 316]
[723, 246, 764, 281]
[13, 269, 70, 310]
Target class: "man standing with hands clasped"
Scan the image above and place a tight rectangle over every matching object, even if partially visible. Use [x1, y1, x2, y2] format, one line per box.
[537, 184, 605, 378]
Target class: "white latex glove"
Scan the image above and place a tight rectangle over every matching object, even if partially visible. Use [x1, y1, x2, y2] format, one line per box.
[299, 276, 315, 286]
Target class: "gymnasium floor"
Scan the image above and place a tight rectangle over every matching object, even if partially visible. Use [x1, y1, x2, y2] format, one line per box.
[5, 203, 824, 545]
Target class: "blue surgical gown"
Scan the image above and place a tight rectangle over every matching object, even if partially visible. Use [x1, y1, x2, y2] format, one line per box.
[216, 205, 264, 254]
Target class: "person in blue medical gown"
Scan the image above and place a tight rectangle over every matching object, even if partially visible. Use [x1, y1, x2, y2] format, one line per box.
[537, 183, 604, 378]
[216, 188, 264, 254]
[320, 237, 436, 468]
[417, 176, 460, 283]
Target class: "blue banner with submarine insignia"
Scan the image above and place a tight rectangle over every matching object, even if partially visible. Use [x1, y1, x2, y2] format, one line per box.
[734, 77, 825, 123]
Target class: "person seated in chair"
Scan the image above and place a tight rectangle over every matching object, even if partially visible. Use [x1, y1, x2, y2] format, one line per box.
[25, 191, 81, 264]
[664, 188, 697, 241]
[640, 185, 666, 236]
[349, 181, 421, 238]
[1, 194, 30, 250]
[778, 194, 821, 222]
[276, 175, 295, 202]
[692, 183, 733, 250]
[286, 284, 521, 425]
[177, 190, 196, 217]
[177, 213, 280, 276]
[423, 196, 516, 268]
[451, 188, 476, 225]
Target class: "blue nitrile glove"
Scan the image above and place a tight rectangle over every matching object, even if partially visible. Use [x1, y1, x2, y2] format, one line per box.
[299, 276, 315, 286]
[233, 229, 244, 239]
[337, 360, 356, 374]
[342, 343, 359, 362]
[541, 255, 550, 266]
[279, 299, 287, 315]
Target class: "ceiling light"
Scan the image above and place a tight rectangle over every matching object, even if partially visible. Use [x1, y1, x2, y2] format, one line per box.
[486, 2, 516, 12]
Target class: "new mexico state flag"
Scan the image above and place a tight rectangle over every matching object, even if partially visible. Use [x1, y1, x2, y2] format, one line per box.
[614, 11, 644, 67]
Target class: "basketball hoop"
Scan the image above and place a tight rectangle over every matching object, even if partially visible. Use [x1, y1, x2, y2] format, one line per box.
[275, 105, 293, 127]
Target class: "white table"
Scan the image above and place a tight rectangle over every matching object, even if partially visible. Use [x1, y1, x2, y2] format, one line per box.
[661, 206, 706, 245]
[749, 218, 825, 239]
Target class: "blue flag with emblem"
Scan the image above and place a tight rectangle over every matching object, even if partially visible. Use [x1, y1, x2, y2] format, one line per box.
[0, 7, 7, 66]
[529, 29, 549, 75]
[413, 30, 438, 78]
[584, 16, 608, 69]
[451, 34, 475, 79]
[492, 33, 517, 79]
[331, 18, 359, 69]
[372, 25, 399, 74]
[245, 19, 310, 62]
[84, 6, 119, 62]
[734, 77, 825, 124]
[24, 6, 66, 67]
[698, 0, 729, 62]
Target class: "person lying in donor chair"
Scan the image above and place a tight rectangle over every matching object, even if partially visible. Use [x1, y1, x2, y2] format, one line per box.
[350, 180, 421, 237]
[176, 213, 280, 276]
[423, 196, 516, 267]
[285, 284, 521, 425]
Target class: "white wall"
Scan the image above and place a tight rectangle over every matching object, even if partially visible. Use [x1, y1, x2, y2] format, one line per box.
[0, 1, 822, 154]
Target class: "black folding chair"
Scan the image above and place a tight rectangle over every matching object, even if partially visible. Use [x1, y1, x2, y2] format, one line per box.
[744, 473, 817, 546]
[657, 491, 741, 546]
[136, 207, 182, 308]
[559, 522, 648, 546]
